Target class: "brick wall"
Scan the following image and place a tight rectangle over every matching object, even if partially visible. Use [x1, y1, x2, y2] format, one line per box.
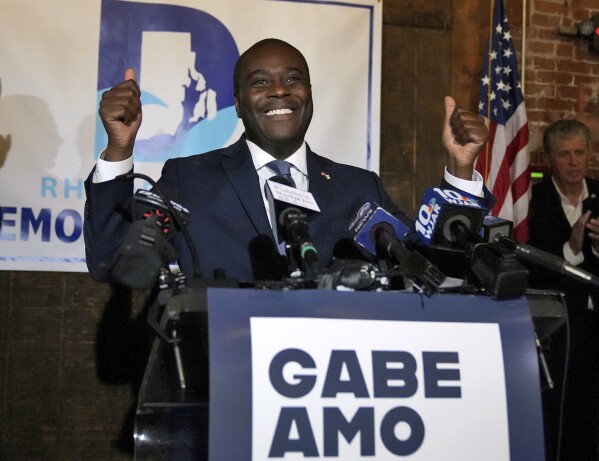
[513, 0, 599, 173]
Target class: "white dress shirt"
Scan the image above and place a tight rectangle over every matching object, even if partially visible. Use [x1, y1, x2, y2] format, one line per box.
[551, 175, 588, 266]
[93, 142, 485, 217]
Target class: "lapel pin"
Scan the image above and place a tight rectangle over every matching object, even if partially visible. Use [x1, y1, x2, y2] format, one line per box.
[321, 171, 331, 180]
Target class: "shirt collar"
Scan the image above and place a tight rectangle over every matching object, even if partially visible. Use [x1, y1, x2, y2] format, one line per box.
[246, 138, 308, 176]
[551, 176, 588, 207]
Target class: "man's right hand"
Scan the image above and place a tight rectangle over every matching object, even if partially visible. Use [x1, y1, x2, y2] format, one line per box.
[569, 210, 591, 255]
[98, 68, 142, 161]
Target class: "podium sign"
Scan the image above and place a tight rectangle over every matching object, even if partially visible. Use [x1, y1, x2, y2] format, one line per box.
[208, 290, 544, 460]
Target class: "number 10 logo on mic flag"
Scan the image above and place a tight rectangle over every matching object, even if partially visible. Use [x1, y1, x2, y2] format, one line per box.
[415, 188, 487, 248]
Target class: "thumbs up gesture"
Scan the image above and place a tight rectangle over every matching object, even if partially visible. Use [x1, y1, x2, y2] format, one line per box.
[98, 68, 143, 161]
[442, 96, 488, 180]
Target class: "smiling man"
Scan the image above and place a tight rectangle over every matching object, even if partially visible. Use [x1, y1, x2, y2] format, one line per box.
[85, 38, 490, 283]
[233, 40, 313, 160]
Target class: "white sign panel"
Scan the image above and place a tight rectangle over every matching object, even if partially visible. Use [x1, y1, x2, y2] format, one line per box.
[251, 317, 509, 460]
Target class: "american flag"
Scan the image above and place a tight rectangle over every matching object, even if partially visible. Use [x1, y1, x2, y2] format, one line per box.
[475, 0, 530, 242]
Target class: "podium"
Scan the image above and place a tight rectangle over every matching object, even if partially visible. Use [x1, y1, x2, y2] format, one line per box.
[134, 288, 210, 460]
[134, 288, 564, 461]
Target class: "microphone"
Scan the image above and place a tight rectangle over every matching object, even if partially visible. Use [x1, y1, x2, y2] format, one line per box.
[479, 216, 599, 291]
[317, 259, 380, 290]
[110, 214, 179, 289]
[495, 234, 599, 289]
[440, 216, 528, 299]
[347, 202, 446, 295]
[265, 176, 321, 278]
[123, 172, 200, 279]
[415, 187, 487, 250]
[132, 189, 190, 237]
[347, 202, 411, 254]
[109, 173, 201, 287]
[480, 215, 513, 242]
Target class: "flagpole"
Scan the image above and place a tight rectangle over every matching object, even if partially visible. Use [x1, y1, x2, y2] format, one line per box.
[521, 0, 527, 95]
[483, 0, 495, 183]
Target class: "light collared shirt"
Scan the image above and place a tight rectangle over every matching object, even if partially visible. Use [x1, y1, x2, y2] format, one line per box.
[551, 175, 588, 265]
[246, 139, 308, 227]
[93, 141, 485, 219]
[551, 177, 598, 310]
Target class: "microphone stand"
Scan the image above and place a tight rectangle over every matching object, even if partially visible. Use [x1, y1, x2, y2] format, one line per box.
[116, 173, 203, 391]
[280, 208, 320, 281]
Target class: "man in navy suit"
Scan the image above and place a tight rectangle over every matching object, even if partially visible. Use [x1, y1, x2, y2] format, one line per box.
[85, 38, 490, 283]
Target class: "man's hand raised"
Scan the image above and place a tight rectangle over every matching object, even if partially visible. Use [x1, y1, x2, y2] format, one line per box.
[98, 68, 142, 162]
[442, 96, 489, 180]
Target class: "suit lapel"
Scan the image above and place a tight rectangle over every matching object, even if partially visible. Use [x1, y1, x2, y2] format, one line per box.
[307, 149, 334, 234]
[219, 141, 336, 239]
[220, 138, 274, 238]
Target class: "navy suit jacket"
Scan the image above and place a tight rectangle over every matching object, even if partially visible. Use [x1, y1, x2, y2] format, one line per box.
[85, 136, 411, 282]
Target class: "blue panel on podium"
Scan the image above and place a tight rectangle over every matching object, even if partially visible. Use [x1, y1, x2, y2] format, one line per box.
[208, 289, 544, 461]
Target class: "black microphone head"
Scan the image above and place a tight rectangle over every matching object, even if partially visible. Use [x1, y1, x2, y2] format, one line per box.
[110, 216, 177, 289]
[371, 221, 395, 245]
[347, 202, 411, 257]
[133, 188, 191, 237]
[481, 215, 513, 242]
[444, 215, 472, 243]
[265, 176, 299, 229]
[266, 177, 318, 233]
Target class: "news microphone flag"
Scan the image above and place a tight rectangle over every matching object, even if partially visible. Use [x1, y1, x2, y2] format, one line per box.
[265, 178, 320, 245]
[475, 0, 530, 243]
[347, 202, 446, 295]
[347, 202, 410, 255]
[415, 187, 487, 249]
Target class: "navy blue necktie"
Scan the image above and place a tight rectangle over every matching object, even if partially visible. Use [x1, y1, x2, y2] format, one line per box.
[267, 160, 296, 188]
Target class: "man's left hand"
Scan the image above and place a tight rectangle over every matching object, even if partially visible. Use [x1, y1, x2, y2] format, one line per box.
[443, 96, 489, 180]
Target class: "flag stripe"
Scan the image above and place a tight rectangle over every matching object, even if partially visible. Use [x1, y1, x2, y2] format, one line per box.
[491, 131, 529, 218]
[488, 104, 528, 192]
[475, 123, 498, 183]
[476, 0, 530, 242]
[492, 119, 529, 208]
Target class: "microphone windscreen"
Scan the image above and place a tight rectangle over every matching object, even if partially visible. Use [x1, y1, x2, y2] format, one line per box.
[132, 189, 191, 237]
[109, 215, 179, 289]
[415, 187, 487, 249]
[347, 202, 410, 256]
[110, 219, 166, 289]
[265, 178, 320, 244]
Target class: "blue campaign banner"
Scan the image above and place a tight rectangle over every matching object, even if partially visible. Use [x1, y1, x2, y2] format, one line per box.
[0, 0, 381, 272]
[207, 289, 544, 461]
